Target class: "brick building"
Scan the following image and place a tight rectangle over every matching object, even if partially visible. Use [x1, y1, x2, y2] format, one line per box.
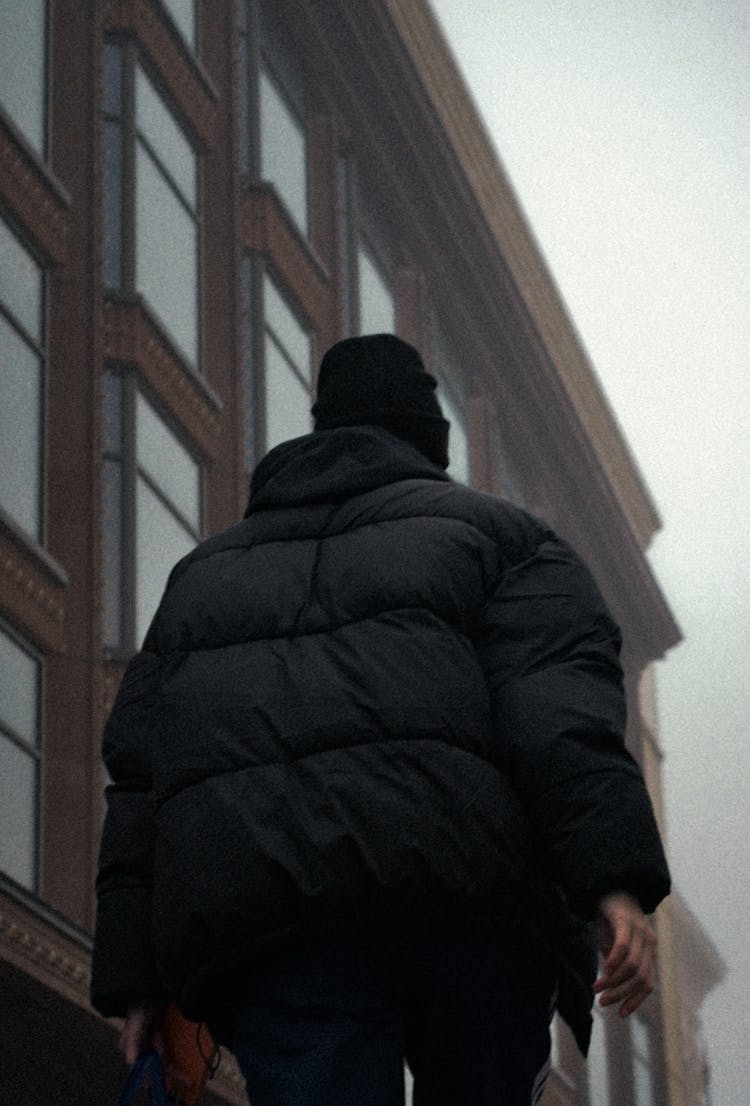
[0, 1, 722, 1102]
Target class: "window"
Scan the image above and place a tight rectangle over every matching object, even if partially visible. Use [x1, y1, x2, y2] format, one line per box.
[0, 623, 41, 890]
[239, 1, 309, 237]
[0, 217, 45, 541]
[242, 263, 313, 465]
[103, 43, 200, 369]
[336, 158, 397, 337]
[357, 239, 396, 336]
[263, 273, 313, 451]
[103, 369, 202, 652]
[430, 321, 470, 483]
[0, 0, 47, 157]
[159, 0, 197, 49]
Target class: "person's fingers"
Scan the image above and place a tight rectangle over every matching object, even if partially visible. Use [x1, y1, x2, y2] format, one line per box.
[597, 933, 656, 1016]
[120, 1014, 146, 1065]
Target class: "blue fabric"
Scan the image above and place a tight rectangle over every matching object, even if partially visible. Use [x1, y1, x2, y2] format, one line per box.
[115, 1050, 167, 1106]
[230, 931, 554, 1106]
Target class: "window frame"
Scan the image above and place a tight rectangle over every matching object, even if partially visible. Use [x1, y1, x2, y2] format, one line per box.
[335, 155, 397, 337]
[429, 317, 471, 484]
[103, 366, 204, 656]
[102, 37, 203, 372]
[155, 0, 200, 54]
[238, 0, 311, 240]
[241, 255, 314, 469]
[0, 618, 43, 893]
[0, 211, 47, 545]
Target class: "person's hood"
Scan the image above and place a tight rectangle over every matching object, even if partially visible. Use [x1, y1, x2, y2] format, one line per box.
[245, 426, 451, 515]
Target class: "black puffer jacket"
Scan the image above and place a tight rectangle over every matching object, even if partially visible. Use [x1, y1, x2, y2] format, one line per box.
[91, 426, 670, 1052]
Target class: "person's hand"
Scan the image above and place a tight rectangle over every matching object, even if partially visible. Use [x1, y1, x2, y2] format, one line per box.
[119, 999, 168, 1065]
[593, 891, 657, 1018]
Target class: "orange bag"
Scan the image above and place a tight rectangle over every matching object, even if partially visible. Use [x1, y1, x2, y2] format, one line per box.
[160, 1003, 219, 1106]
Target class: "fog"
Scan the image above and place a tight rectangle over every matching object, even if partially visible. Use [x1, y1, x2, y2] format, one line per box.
[429, 1, 750, 1100]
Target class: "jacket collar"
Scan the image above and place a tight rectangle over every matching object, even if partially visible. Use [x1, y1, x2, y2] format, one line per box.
[245, 426, 451, 515]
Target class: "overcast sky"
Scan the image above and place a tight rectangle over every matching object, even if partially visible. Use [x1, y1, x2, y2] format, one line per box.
[429, 1, 750, 1101]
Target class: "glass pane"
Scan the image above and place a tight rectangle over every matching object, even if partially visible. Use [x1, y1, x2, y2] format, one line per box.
[437, 385, 469, 483]
[136, 477, 197, 647]
[103, 120, 124, 288]
[0, 625, 40, 744]
[161, 0, 195, 47]
[260, 68, 308, 235]
[0, 0, 46, 155]
[0, 735, 37, 888]
[135, 65, 196, 209]
[357, 243, 395, 335]
[136, 145, 198, 366]
[241, 257, 257, 470]
[0, 218, 43, 340]
[264, 274, 310, 379]
[136, 391, 200, 528]
[265, 337, 311, 451]
[103, 370, 122, 455]
[102, 458, 123, 649]
[0, 317, 42, 539]
[102, 42, 123, 117]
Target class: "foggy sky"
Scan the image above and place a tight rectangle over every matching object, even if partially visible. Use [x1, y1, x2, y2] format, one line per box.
[429, 2, 750, 1101]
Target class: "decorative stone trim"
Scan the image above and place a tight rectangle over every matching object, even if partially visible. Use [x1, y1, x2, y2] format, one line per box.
[0, 121, 70, 266]
[0, 893, 91, 1012]
[241, 186, 331, 334]
[104, 0, 218, 150]
[103, 298, 223, 457]
[0, 526, 67, 654]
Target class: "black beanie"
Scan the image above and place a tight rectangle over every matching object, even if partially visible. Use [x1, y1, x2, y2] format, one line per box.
[312, 334, 450, 469]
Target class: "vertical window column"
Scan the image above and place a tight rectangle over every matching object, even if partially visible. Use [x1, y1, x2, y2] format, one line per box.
[357, 239, 396, 336]
[103, 43, 201, 369]
[0, 624, 42, 890]
[0, 219, 45, 541]
[103, 370, 203, 652]
[241, 261, 314, 467]
[239, 0, 310, 239]
[430, 321, 470, 484]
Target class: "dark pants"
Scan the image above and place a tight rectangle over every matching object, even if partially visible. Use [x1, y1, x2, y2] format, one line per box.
[230, 930, 555, 1106]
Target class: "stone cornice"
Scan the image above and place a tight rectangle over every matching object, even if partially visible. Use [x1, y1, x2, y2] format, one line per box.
[385, 0, 663, 553]
[0, 883, 92, 1011]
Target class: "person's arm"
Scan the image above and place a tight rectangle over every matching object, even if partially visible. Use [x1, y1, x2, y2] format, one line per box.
[475, 533, 671, 922]
[91, 649, 166, 1020]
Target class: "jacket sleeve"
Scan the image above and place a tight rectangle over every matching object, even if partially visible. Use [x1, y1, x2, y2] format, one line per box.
[475, 534, 671, 919]
[90, 647, 164, 1017]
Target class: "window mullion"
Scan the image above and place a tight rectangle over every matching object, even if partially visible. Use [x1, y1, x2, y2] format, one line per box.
[246, 0, 262, 181]
[121, 373, 138, 653]
[122, 42, 137, 294]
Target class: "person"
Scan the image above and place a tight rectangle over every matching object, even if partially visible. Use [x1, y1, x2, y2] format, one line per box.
[91, 334, 670, 1106]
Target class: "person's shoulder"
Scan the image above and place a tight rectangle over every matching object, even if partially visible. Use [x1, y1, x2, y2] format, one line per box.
[406, 479, 551, 554]
[165, 517, 256, 586]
